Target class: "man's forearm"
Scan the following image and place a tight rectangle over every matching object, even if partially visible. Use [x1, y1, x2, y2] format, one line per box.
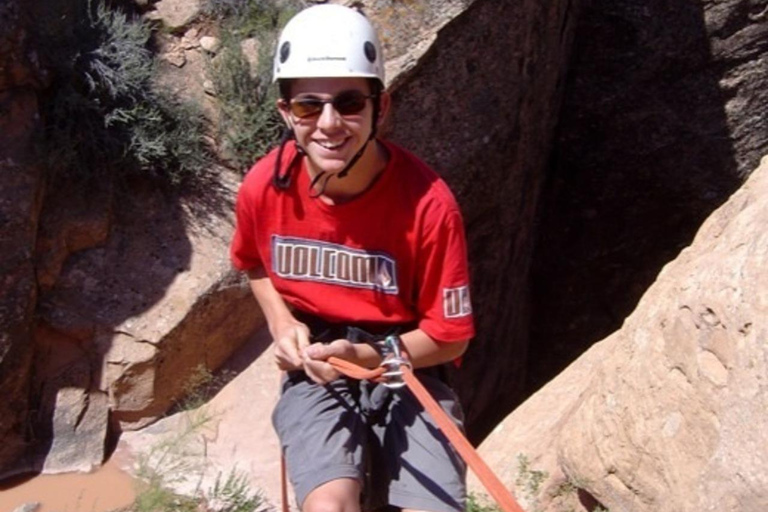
[329, 328, 466, 370]
[399, 329, 468, 369]
[247, 267, 297, 338]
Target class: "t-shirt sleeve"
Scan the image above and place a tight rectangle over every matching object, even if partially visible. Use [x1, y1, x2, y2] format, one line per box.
[230, 176, 263, 271]
[416, 206, 475, 342]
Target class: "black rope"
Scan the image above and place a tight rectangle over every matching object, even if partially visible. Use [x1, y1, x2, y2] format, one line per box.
[308, 171, 333, 198]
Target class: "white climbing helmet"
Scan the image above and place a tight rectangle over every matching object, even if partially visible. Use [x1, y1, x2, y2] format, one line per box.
[273, 4, 385, 84]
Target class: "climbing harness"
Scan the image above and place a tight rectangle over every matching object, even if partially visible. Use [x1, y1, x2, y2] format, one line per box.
[279, 338, 527, 512]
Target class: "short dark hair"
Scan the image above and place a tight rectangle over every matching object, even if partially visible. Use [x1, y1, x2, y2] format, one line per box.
[278, 79, 294, 101]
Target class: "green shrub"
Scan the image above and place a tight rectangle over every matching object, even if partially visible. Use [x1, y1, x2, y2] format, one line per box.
[203, 0, 302, 37]
[134, 468, 265, 512]
[209, 471, 267, 512]
[208, 35, 282, 171]
[134, 481, 199, 512]
[466, 492, 502, 512]
[204, 0, 304, 171]
[515, 453, 549, 499]
[40, 0, 213, 186]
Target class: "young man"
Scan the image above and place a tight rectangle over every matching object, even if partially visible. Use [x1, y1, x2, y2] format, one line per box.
[230, 5, 475, 512]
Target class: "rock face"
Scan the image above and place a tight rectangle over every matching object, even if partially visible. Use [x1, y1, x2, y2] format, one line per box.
[11, 168, 265, 477]
[40, 387, 109, 474]
[148, 0, 203, 32]
[35, 173, 261, 431]
[528, 0, 768, 399]
[386, 0, 581, 440]
[0, 0, 46, 473]
[474, 155, 768, 512]
[363, 0, 480, 88]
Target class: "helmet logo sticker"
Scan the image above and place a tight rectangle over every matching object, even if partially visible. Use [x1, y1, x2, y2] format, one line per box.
[280, 41, 291, 64]
[364, 41, 377, 63]
[308, 56, 346, 62]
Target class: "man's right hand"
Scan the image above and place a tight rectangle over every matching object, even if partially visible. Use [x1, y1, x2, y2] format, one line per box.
[273, 322, 311, 371]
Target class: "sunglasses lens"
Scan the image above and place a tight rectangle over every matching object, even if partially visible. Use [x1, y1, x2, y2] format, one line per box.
[333, 92, 368, 115]
[291, 99, 324, 118]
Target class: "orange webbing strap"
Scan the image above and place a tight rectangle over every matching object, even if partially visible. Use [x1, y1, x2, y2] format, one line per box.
[327, 357, 526, 512]
[280, 368, 290, 512]
[281, 452, 290, 512]
[327, 356, 388, 382]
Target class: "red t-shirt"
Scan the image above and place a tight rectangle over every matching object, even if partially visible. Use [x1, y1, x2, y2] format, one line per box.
[231, 140, 474, 343]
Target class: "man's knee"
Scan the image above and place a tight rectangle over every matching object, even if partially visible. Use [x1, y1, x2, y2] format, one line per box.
[302, 478, 361, 512]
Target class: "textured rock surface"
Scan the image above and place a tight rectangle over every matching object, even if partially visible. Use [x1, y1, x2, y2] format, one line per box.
[148, 0, 203, 32]
[361, 0, 479, 88]
[559, 155, 768, 511]
[469, 340, 610, 512]
[35, 182, 113, 289]
[154, 29, 218, 122]
[36, 171, 262, 431]
[386, 0, 581, 440]
[474, 155, 768, 512]
[0, 0, 45, 474]
[41, 388, 109, 474]
[528, 0, 768, 398]
[18, 325, 109, 475]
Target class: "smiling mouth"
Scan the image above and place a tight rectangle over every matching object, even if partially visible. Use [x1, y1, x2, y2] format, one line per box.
[316, 139, 347, 150]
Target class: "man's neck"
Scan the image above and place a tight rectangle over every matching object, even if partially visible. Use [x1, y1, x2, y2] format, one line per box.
[308, 141, 389, 204]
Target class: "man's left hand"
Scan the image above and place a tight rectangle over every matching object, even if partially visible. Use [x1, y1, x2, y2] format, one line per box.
[301, 339, 355, 384]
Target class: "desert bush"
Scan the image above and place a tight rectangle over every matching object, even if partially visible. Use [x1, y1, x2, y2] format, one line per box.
[466, 492, 502, 512]
[203, 0, 302, 36]
[203, 0, 305, 171]
[39, 0, 213, 186]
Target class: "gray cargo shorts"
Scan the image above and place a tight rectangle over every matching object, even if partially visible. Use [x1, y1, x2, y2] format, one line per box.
[272, 370, 467, 512]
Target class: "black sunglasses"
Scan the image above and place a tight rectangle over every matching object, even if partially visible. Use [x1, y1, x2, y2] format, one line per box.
[286, 90, 373, 119]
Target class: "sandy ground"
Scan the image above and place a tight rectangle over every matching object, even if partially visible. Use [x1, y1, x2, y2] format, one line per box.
[0, 457, 136, 512]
